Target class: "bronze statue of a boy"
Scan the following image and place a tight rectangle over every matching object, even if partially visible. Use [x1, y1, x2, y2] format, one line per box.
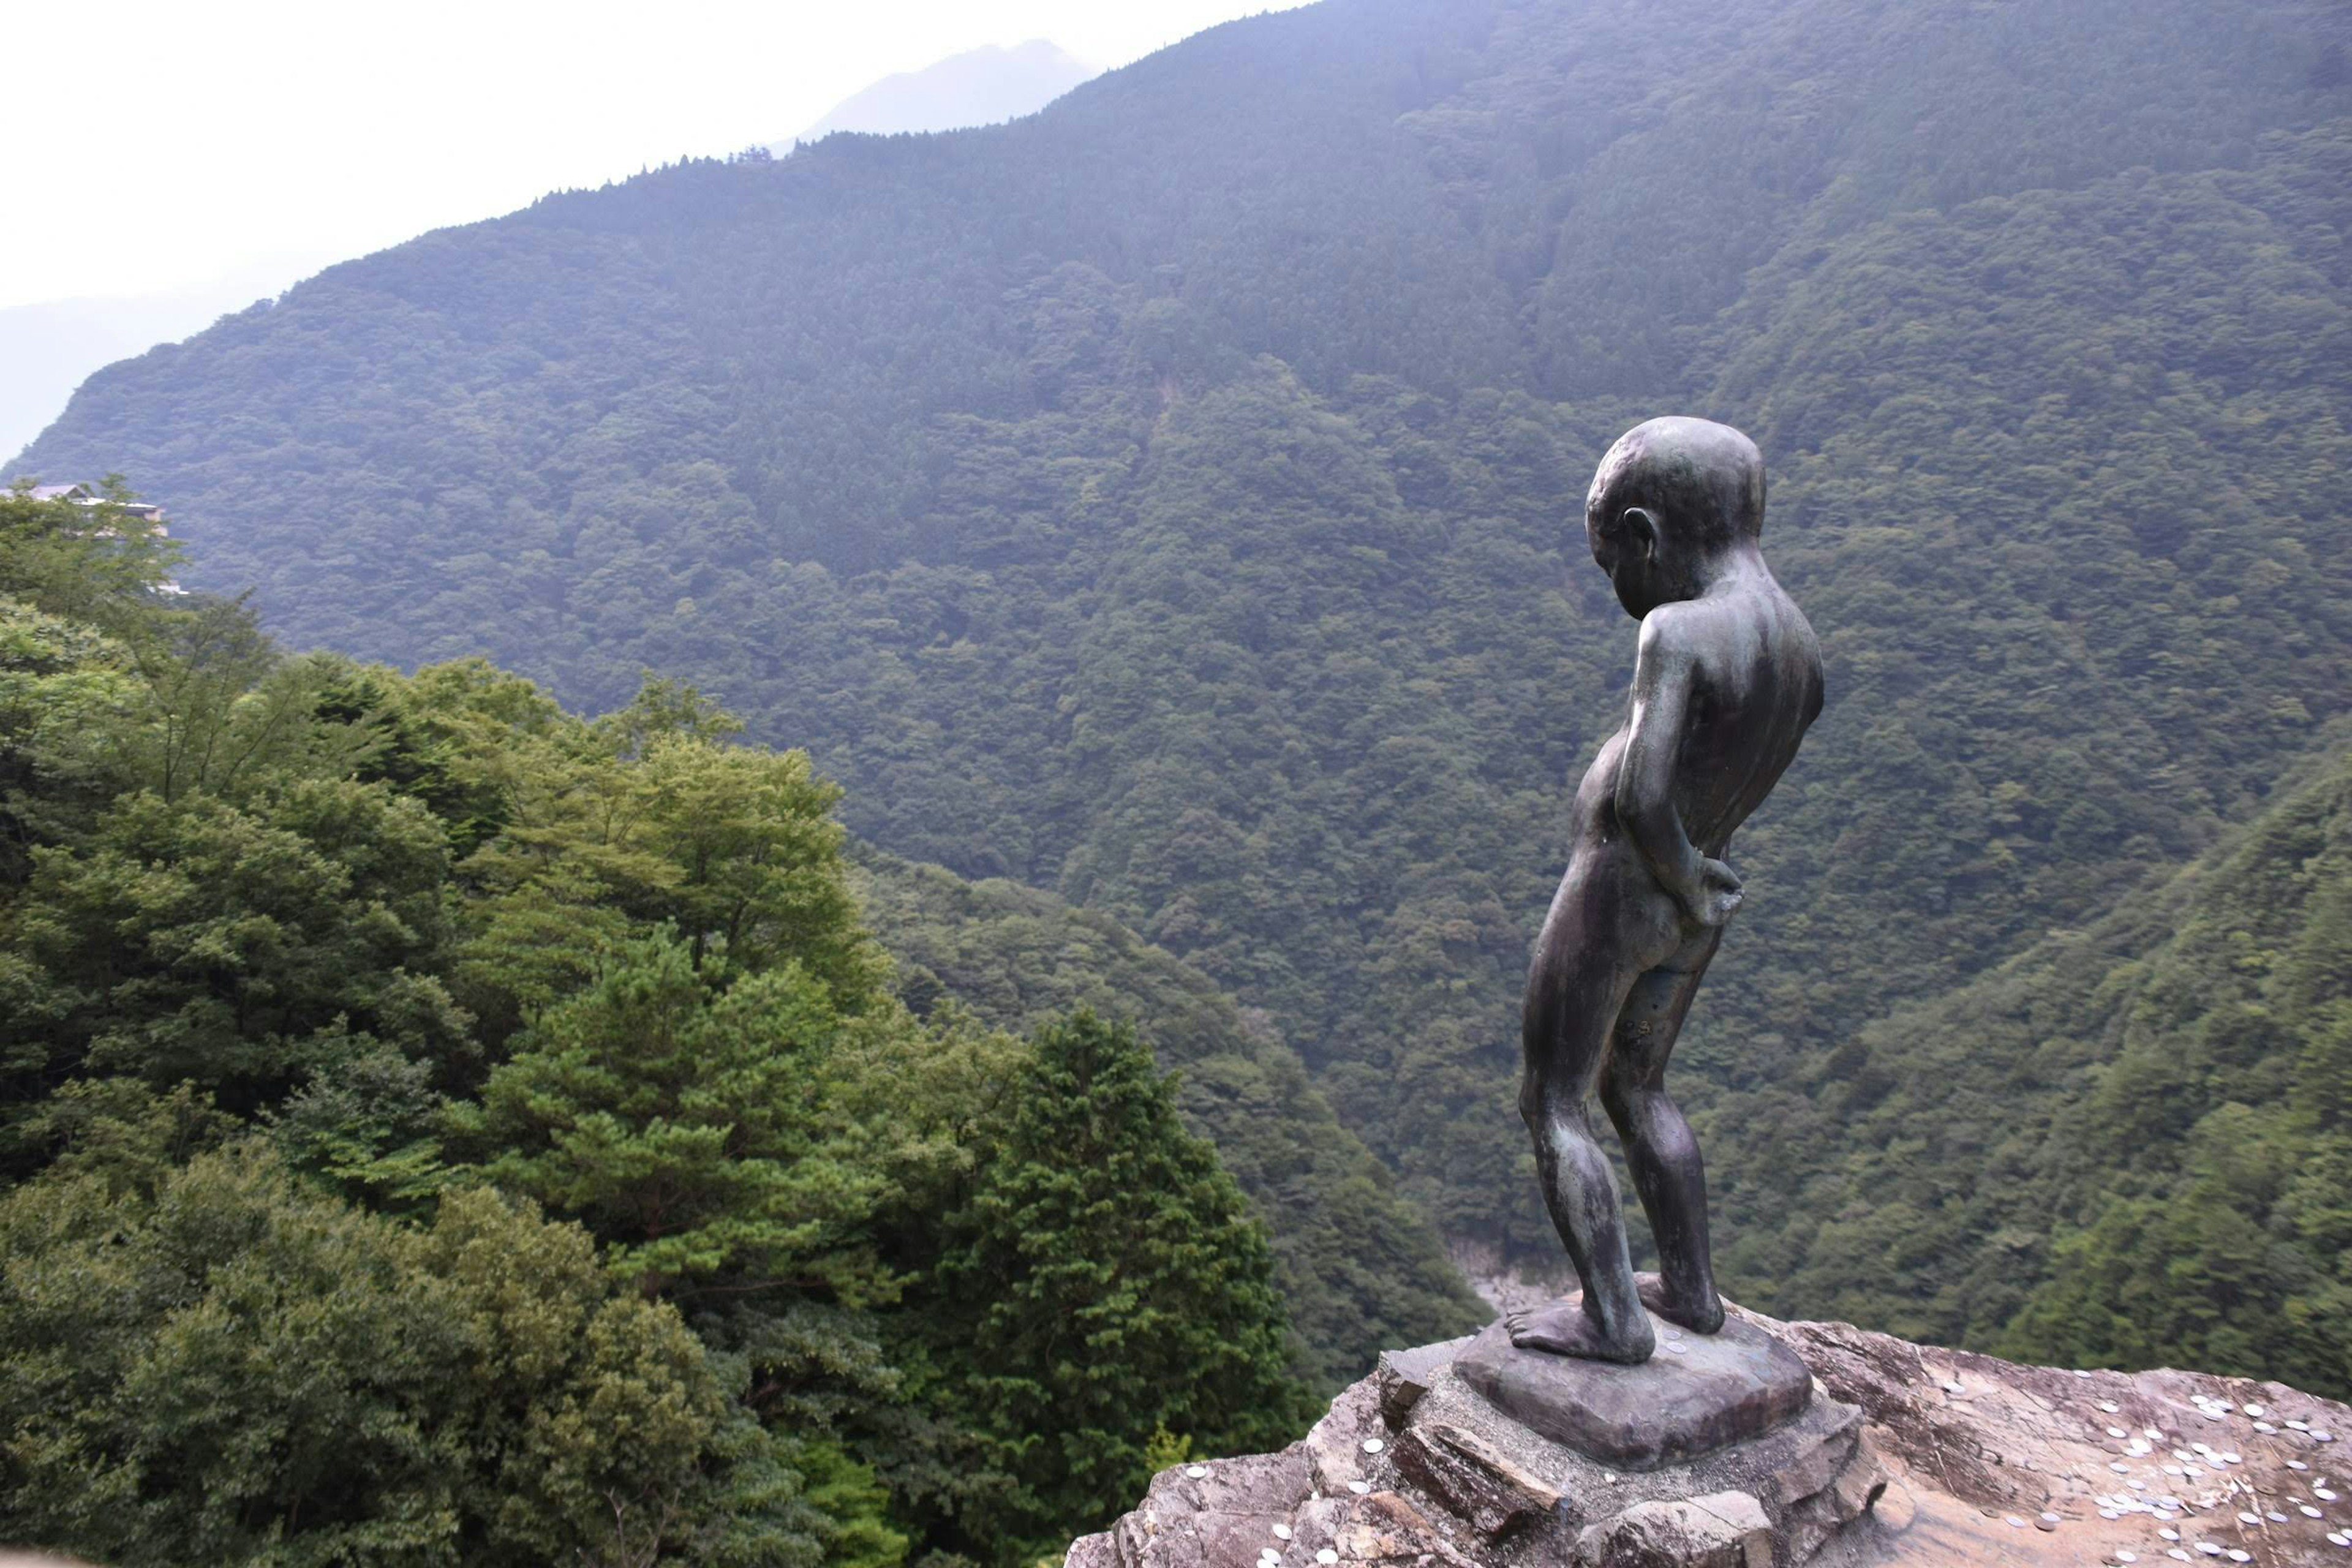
[1509, 417, 1823, 1364]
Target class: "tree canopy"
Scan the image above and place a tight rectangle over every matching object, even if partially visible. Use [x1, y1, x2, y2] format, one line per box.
[0, 485, 1346, 1566]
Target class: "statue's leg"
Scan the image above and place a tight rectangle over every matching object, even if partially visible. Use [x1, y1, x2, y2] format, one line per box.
[1600, 925, 1727, 1334]
[1508, 922, 1655, 1363]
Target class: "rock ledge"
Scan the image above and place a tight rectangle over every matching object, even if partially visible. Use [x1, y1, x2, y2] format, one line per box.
[1068, 1304, 2352, 1568]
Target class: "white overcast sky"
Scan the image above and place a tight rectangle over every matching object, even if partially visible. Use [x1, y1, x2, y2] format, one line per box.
[1, 0, 1311, 311]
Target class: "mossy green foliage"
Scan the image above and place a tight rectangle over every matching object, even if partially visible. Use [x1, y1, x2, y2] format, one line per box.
[851, 853, 1483, 1390]
[913, 1013, 1316, 1562]
[0, 1123, 812, 1568]
[0, 486, 1319, 1566]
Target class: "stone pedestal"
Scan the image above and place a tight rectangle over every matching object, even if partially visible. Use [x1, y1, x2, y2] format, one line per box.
[1068, 1303, 1890, 1568]
[1452, 1302, 1815, 1471]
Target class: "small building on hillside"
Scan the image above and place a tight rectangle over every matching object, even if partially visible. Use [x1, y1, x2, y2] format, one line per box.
[11, 479, 183, 592]
[19, 481, 168, 531]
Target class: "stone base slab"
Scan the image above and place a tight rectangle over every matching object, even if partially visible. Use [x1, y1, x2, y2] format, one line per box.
[1452, 1301, 1814, 1471]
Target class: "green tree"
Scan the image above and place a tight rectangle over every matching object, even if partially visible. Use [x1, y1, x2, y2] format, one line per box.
[0, 478, 179, 636]
[2, 778, 469, 1118]
[924, 1011, 1313, 1562]
[0, 1128, 821, 1568]
[453, 929, 887, 1304]
[449, 681, 883, 1036]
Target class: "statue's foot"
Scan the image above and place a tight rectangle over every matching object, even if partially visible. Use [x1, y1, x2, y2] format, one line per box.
[1637, 1273, 1726, 1335]
[1505, 1300, 1654, 1363]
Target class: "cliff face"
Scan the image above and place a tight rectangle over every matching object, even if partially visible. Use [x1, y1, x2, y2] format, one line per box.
[1070, 1306, 2351, 1568]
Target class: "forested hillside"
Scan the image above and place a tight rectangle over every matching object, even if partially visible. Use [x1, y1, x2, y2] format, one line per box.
[15, 0, 2352, 1392]
[0, 488, 1379, 1566]
[851, 852, 1484, 1387]
[1708, 736, 2352, 1400]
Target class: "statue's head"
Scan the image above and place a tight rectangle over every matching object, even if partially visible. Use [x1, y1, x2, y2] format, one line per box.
[1585, 417, 1765, 617]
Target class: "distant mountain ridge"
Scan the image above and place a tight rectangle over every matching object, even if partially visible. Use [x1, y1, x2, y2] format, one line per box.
[782, 40, 1096, 146]
[0, 254, 325, 466]
[15, 0, 2352, 1393]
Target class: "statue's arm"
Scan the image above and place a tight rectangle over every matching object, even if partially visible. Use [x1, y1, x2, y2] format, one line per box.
[1613, 614, 1742, 927]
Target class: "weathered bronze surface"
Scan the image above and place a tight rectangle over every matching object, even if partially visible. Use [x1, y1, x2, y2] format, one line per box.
[1507, 418, 1823, 1366]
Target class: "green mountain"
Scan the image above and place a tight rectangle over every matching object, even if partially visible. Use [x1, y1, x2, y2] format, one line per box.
[852, 850, 1485, 1388]
[14, 0, 2352, 1370]
[1719, 738, 2352, 1398]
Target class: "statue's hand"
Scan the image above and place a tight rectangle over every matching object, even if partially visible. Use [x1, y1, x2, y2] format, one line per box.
[1685, 858, 1744, 930]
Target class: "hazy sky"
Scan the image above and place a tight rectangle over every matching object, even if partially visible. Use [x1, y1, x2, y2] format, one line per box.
[2, 0, 1310, 311]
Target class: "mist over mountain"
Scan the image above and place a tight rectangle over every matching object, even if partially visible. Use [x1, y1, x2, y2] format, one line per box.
[0, 254, 325, 466]
[783, 40, 1098, 146]
[15, 0, 2352, 1395]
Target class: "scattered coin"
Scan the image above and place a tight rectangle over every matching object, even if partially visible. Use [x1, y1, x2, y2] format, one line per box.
[2007, 1516, 2029, 1529]
[2168, 1552, 2191, 1563]
[2240, 1513, 2262, 1526]
[2246, 1405, 2267, 1419]
[2111, 1427, 2132, 1439]
[1361, 1439, 1383, 1455]
[2226, 1552, 2251, 1564]
[2105, 1401, 2124, 1414]
[1273, 1525, 1292, 1540]
[1317, 1553, 1338, 1566]
[2118, 1555, 2139, 1564]
[1348, 1481, 1370, 1496]
[1186, 1466, 1210, 1479]
[2160, 1529, 2181, 1541]
[2307, 1509, 2327, 1520]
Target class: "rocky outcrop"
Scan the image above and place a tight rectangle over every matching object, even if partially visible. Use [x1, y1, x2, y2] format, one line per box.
[1068, 1305, 2351, 1568]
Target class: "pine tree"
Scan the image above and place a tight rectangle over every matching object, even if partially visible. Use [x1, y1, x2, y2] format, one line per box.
[453, 929, 887, 1305]
[929, 1011, 1313, 1562]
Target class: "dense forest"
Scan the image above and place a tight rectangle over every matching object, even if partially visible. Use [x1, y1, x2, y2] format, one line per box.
[0, 486, 1453, 1566]
[13, 0, 2352, 1424]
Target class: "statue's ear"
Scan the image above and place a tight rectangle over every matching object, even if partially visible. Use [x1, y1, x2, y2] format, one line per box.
[1621, 507, 1660, 564]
